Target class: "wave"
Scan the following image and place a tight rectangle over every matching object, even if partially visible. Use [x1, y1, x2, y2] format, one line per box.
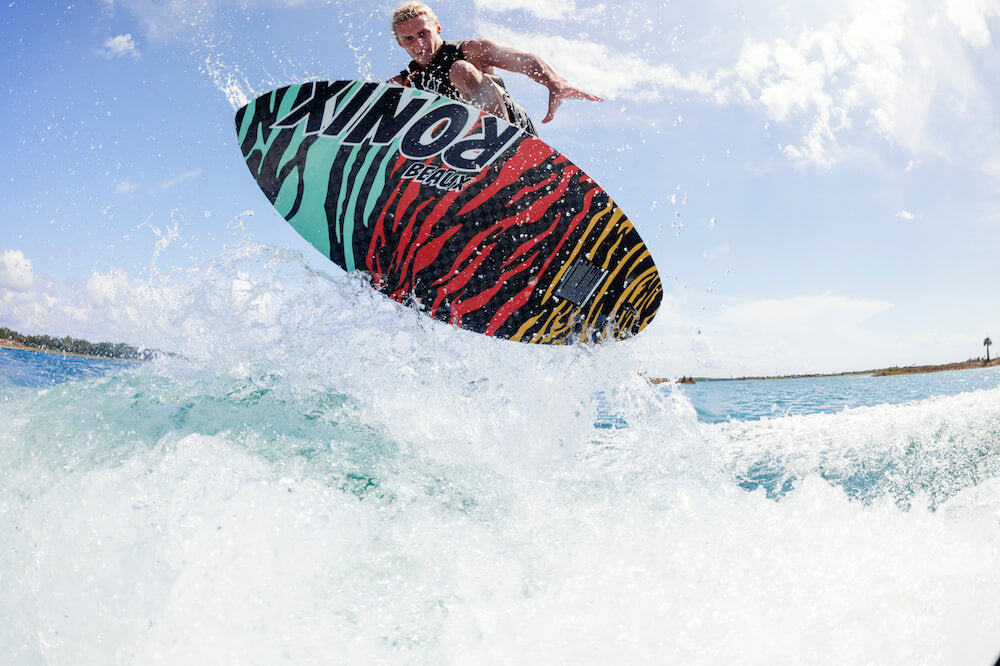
[2, 242, 999, 664]
[706, 387, 1000, 508]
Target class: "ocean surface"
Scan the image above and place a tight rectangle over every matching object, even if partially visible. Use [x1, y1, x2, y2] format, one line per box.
[682, 368, 1000, 424]
[2, 244, 999, 665]
[0, 347, 134, 388]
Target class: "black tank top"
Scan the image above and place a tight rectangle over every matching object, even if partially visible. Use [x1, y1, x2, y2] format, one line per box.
[399, 41, 466, 99]
[399, 41, 538, 135]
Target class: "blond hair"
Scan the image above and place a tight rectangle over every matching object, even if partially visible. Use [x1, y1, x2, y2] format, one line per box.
[391, 2, 439, 35]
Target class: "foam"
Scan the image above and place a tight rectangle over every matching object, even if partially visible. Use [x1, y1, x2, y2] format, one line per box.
[3, 243, 1000, 664]
[5, 435, 1000, 664]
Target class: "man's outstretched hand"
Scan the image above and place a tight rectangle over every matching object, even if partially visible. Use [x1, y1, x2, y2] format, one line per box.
[543, 85, 603, 124]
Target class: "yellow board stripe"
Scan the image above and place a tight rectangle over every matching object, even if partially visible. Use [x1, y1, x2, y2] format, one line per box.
[542, 201, 615, 303]
[507, 195, 661, 344]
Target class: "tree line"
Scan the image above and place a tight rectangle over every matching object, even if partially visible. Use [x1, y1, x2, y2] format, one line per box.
[0, 327, 154, 361]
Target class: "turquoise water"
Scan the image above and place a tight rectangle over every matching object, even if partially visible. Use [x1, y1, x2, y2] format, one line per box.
[0, 347, 133, 388]
[681, 368, 1000, 423]
[2, 243, 999, 665]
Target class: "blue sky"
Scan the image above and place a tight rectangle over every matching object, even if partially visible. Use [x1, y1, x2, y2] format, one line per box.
[1, 0, 998, 376]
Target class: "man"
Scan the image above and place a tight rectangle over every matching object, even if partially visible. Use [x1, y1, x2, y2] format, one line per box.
[389, 2, 602, 135]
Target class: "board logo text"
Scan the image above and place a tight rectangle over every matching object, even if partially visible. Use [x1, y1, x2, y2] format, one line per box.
[272, 81, 523, 173]
[400, 162, 474, 192]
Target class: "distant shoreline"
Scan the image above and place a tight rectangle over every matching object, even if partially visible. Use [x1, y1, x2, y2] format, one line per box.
[0, 338, 139, 363]
[661, 358, 999, 383]
[4, 333, 996, 380]
[869, 358, 1000, 377]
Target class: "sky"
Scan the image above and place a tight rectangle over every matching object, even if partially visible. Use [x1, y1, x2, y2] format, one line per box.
[1, 0, 999, 377]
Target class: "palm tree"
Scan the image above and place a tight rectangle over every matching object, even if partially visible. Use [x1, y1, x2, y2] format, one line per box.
[986, 337, 993, 363]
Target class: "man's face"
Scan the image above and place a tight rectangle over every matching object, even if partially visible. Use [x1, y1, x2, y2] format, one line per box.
[394, 15, 443, 67]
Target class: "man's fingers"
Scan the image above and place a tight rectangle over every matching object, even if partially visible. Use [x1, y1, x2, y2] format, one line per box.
[542, 87, 602, 123]
[543, 96, 564, 123]
[567, 87, 603, 103]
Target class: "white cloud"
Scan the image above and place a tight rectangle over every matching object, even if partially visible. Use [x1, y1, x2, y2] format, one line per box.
[474, 23, 715, 101]
[0, 251, 59, 333]
[984, 157, 1000, 178]
[114, 170, 203, 196]
[472, 0, 606, 22]
[895, 210, 915, 220]
[721, 1, 910, 165]
[630, 291, 950, 377]
[721, 0, 1000, 167]
[0, 249, 38, 292]
[0, 253, 158, 343]
[721, 294, 893, 333]
[155, 169, 203, 192]
[101, 0, 998, 173]
[700, 294, 896, 375]
[116, 179, 139, 195]
[703, 245, 731, 260]
[944, 0, 1000, 47]
[480, 0, 999, 169]
[99, 33, 139, 59]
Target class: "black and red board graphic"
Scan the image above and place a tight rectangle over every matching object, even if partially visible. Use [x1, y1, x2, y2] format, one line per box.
[235, 80, 662, 344]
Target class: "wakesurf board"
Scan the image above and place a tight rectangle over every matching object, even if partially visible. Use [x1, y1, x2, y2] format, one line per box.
[235, 80, 662, 344]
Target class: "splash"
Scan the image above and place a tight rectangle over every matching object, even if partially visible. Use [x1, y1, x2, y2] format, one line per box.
[2, 240, 1000, 664]
[203, 51, 253, 109]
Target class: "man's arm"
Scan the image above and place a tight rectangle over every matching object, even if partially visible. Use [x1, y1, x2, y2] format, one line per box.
[459, 38, 602, 123]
